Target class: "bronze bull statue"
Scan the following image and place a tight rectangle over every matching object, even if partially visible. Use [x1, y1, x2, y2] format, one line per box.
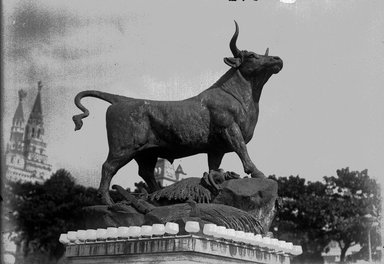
[73, 21, 283, 205]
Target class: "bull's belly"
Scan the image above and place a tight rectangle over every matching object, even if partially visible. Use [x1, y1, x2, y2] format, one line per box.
[145, 144, 231, 160]
[157, 147, 207, 160]
[142, 130, 232, 160]
[153, 131, 210, 157]
[155, 127, 210, 146]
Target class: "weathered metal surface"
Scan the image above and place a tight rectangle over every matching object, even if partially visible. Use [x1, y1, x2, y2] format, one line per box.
[84, 173, 278, 234]
[72, 21, 283, 205]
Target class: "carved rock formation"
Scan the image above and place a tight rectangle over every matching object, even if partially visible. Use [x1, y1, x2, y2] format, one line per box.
[84, 171, 277, 234]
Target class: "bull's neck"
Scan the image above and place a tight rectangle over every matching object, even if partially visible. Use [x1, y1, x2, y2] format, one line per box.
[211, 69, 270, 104]
[211, 69, 252, 108]
[250, 72, 272, 103]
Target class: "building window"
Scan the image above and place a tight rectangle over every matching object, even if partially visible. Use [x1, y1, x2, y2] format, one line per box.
[32, 128, 35, 138]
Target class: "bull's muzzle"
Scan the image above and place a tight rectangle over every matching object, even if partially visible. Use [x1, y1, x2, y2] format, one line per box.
[270, 56, 283, 73]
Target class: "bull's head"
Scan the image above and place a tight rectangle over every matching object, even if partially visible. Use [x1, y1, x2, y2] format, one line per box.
[224, 21, 283, 77]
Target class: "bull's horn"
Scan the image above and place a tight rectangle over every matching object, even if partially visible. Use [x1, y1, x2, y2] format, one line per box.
[265, 48, 269, 56]
[230, 20, 241, 57]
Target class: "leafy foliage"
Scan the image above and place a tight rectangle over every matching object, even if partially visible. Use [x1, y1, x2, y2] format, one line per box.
[269, 175, 329, 263]
[4, 169, 99, 261]
[270, 168, 381, 263]
[323, 168, 381, 262]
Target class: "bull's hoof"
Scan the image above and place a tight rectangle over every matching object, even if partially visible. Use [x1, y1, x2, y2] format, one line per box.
[251, 170, 266, 179]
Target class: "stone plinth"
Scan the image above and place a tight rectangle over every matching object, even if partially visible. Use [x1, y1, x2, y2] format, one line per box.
[65, 235, 291, 264]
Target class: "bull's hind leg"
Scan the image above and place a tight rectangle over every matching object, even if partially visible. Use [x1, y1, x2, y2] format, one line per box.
[135, 155, 161, 193]
[99, 153, 134, 205]
[208, 152, 224, 171]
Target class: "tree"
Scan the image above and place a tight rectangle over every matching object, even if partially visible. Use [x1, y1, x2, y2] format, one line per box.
[323, 168, 381, 262]
[4, 169, 99, 263]
[270, 175, 329, 263]
[270, 168, 381, 263]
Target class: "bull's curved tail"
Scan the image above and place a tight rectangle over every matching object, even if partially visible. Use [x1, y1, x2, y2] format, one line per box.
[72, 90, 129, 131]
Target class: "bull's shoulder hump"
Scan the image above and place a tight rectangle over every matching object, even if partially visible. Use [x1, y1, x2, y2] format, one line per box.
[200, 89, 243, 108]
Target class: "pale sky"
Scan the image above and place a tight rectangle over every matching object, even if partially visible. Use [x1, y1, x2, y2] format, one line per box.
[3, 0, 384, 189]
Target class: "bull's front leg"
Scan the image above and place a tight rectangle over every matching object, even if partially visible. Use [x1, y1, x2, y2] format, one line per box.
[223, 123, 265, 179]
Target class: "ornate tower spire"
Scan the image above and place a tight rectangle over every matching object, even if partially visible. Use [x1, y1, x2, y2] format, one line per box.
[12, 90, 27, 126]
[23, 81, 52, 182]
[29, 81, 43, 121]
[175, 164, 187, 181]
[5, 90, 28, 174]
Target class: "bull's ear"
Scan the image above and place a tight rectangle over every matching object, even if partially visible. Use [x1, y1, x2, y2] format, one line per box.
[224, 57, 242, 68]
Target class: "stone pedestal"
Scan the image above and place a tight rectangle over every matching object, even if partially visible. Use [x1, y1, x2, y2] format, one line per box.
[65, 235, 291, 264]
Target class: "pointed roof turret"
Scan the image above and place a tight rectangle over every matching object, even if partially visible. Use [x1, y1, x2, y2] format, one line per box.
[175, 164, 187, 176]
[175, 164, 187, 180]
[13, 90, 27, 124]
[29, 81, 44, 121]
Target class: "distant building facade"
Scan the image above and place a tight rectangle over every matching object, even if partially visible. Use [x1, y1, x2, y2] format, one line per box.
[5, 81, 52, 183]
[154, 158, 186, 187]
